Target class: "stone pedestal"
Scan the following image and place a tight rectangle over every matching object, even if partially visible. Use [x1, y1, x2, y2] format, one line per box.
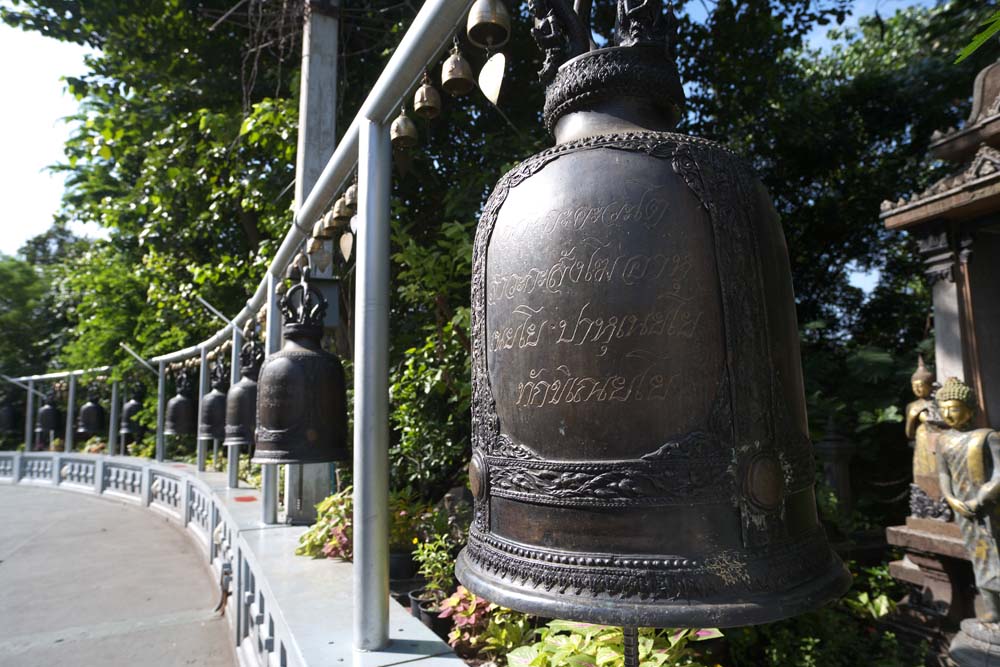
[950, 619, 1000, 666]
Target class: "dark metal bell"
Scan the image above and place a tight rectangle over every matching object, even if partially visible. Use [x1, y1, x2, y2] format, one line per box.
[455, 4, 849, 629]
[198, 360, 229, 441]
[77, 393, 106, 440]
[119, 395, 144, 445]
[224, 323, 264, 453]
[0, 401, 19, 434]
[34, 396, 61, 448]
[253, 267, 348, 464]
[164, 371, 196, 436]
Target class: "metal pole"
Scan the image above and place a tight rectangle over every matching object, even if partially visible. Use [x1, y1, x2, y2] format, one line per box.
[108, 380, 120, 456]
[24, 380, 34, 450]
[65, 374, 77, 452]
[197, 346, 209, 472]
[2, 374, 46, 398]
[352, 118, 391, 651]
[261, 272, 281, 525]
[119, 343, 159, 376]
[227, 325, 242, 489]
[156, 361, 166, 462]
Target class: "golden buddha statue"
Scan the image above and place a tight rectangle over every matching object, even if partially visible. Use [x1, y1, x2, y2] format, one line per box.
[906, 356, 940, 496]
[936, 377, 1000, 621]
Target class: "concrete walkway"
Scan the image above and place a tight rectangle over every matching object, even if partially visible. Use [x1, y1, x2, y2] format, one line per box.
[0, 484, 236, 667]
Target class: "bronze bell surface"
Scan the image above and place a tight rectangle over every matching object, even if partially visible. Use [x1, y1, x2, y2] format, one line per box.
[253, 267, 348, 464]
[224, 323, 264, 454]
[34, 394, 61, 448]
[455, 1, 849, 629]
[390, 109, 418, 150]
[441, 42, 476, 97]
[77, 391, 106, 440]
[164, 370, 196, 436]
[413, 72, 442, 120]
[466, 0, 511, 50]
[198, 360, 229, 441]
[119, 392, 144, 445]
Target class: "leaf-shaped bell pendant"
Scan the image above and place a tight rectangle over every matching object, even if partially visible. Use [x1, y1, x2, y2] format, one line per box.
[413, 72, 442, 120]
[466, 0, 511, 50]
[390, 108, 418, 150]
[441, 42, 476, 97]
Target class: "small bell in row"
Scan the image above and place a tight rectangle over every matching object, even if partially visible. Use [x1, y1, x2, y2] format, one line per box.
[164, 369, 196, 436]
[466, 0, 511, 50]
[224, 321, 265, 457]
[0, 398, 19, 434]
[254, 266, 348, 464]
[198, 357, 228, 441]
[119, 387, 145, 448]
[414, 71, 442, 120]
[391, 107, 419, 150]
[34, 393, 60, 450]
[77, 388, 106, 440]
[442, 39, 476, 97]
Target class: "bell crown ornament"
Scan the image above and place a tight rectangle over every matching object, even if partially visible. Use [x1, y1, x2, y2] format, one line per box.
[280, 266, 327, 339]
[239, 322, 265, 382]
[455, 0, 849, 629]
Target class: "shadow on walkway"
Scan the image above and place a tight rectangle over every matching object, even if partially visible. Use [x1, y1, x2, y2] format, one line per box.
[0, 484, 236, 667]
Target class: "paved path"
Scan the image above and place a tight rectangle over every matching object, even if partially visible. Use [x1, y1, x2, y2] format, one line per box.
[0, 484, 236, 667]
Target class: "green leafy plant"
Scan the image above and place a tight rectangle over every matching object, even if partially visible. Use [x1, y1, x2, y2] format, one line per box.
[295, 487, 353, 560]
[439, 586, 493, 657]
[507, 621, 720, 667]
[413, 533, 455, 600]
[956, 9, 1000, 63]
[388, 488, 430, 552]
[480, 604, 535, 664]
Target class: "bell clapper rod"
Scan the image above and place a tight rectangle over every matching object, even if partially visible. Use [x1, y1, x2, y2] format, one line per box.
[1, 374, 47, 399]
[623, 627, 639, 667]
[119, 343, 160, 376]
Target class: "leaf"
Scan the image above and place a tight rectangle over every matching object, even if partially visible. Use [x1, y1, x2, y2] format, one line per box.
[508, 646, 540, 667]
[956, 10, 1000, 63]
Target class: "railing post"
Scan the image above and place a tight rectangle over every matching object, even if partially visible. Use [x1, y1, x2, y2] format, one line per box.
[261, 272, 281, 525]
[52, 453, 62, 485]
[182, 477, 192, 526]
[353, 117, 391, 651]
[156, 361, 166, 462]
[12, 451, 22, 482]
[142, 464, 153, 506]
[94, 456, 105, 494]
[65, 374, 77, 452]
[24, 380, 35, 451]
[227, 325, 242, 489]
[197, 346, 209, 471]
[108, 380, 120, 456]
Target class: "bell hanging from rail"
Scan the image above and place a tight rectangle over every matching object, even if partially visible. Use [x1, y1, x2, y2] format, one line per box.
[164, 369, 196, 436]
[34, 394, 61, 449]
[0, 399, 18, 434]
[253, 267, 348, 464]
[441, 41, 476, 97]
[332, 196, 353, 227]
[224, 321, 264, 456]
[77, 390, 106, 440]
[466, 0, 511, 51]
[390, 108, 418, 150]
[456, 0, 849, 629]
[344, 181, 358, 210]
[198, 359, 228, 441]
[119, 389, 144, 446]
[413, 71, 442, 120]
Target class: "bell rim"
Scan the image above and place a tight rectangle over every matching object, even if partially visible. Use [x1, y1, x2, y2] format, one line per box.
[455, 547, 850, 629]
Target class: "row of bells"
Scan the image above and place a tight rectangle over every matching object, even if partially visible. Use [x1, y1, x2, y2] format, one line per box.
[27, 394, 144, 444]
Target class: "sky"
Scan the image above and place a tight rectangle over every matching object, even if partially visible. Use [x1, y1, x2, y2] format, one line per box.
[0, 0, 938, 284]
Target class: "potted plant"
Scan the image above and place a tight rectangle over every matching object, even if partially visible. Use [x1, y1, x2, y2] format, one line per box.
[388, 489, 426, 580]
[411, 533, 456, 633]
[295, 487, 353, 559]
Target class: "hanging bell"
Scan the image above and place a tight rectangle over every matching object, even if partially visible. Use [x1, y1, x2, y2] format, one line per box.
[0, 400, 18, 434]
[390, 108, 418, 150]
[77, 390, 106, 440]
[413, 72, 442, 120]
[441, 42, 476, 96]
[164, 370, 196, 436]
[224, 322, 265, 456]
[344, 182, 358, 210]
[313, 218, 333, 240]
[198, 360, 229, 441]
[466, 0, 511, 50]
[34, 394, 61, 449]
[332, 196, 353, 228]
[253, 267, 348, 464]
[455, 4, 849, 629]
[119, 390, 144, 446]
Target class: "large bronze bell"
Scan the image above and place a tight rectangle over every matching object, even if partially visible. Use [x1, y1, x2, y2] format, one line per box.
[77, 390, 106, 440]
[224, 322, 264, 454]
[253, 267, 348, 464]
[34, 394, 61, 449]
[119, 389, 144, 446]
[441, 41, 476, 97]
[198, 359, 228, 441]
[466, 0, 511, 50]
[455, 1, 849, 629]
[164, 370, 196, 436]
